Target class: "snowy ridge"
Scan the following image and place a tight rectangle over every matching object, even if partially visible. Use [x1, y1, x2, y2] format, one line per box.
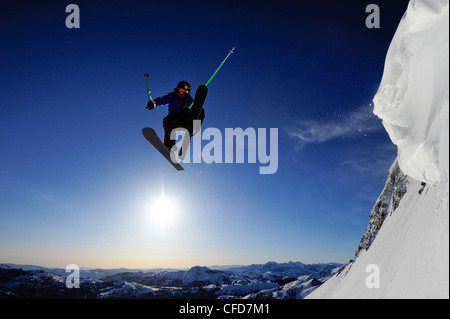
[98, 282, 159, 299]
[181, 266, 229, 285]
[224, 261, 340, 279]
[308, 0, 449, 299]
[0, 262, 341, 299]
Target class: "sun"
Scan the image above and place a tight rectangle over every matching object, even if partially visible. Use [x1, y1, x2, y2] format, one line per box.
[149, 193, 178, 228]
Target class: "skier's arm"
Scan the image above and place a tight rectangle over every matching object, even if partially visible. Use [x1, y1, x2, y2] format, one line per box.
[146, 92, 174, 111]
[153, 92, 175, 107]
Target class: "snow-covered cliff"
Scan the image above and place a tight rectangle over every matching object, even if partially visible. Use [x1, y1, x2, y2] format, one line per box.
[373, 0, 449, 185]
[308, 0, 449, 299]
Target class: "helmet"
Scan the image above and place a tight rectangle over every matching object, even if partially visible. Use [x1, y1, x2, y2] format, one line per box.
[177, 81, 191, 92]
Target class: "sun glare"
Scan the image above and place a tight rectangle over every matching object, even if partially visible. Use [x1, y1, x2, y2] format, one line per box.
[149, 194, 178, 227]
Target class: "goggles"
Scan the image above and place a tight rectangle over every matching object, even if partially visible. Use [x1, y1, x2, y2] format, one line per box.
[179, 88, 190, 95]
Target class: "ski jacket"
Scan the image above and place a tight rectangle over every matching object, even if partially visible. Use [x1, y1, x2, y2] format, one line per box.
[154, 89, 194, 116]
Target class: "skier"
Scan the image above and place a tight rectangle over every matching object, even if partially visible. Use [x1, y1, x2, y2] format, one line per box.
[146, 81, 205, 151]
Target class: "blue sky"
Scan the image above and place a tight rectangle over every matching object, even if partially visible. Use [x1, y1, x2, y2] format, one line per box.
[0, 0, 409, 269]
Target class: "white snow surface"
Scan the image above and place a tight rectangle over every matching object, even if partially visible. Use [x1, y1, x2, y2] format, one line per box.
[308, 179, 448, 298]
[373, 0, 449, 185]
[308, 0, 449, 299]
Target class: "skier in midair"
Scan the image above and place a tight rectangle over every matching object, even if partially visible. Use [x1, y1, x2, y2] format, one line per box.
[146, 80, 205, 151]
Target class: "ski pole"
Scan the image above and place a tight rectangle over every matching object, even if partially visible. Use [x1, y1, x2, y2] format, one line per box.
[144, 73, 151, 101]
[205, 47, 235, 87]
[189, 47, 235, 108]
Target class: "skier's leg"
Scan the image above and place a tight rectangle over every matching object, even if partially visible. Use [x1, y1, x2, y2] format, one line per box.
[163, 115, 177, 150]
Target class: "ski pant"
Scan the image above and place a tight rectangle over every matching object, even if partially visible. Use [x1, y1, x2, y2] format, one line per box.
[163, 109, 205, 150]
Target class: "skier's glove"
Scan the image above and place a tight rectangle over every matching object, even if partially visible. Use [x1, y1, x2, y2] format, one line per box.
[182, 106, 191, 115]
[146, 100, 156, 110]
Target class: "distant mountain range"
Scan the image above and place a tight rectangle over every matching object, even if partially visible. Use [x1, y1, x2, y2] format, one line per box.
[0, 261, 341, 299]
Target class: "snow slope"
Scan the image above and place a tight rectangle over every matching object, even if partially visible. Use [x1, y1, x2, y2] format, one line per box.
[308, 0, 449, 299]
[308, 173, 448, 298]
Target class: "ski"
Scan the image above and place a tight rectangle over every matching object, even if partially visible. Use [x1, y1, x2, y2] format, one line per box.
[142, 127, 184, 171]
[179, 84, 208, 160]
